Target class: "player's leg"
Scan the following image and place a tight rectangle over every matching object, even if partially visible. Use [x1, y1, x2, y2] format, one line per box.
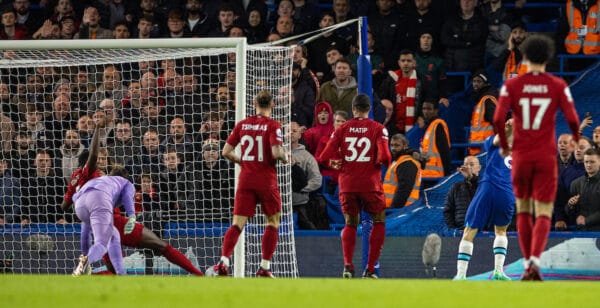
[365, 209, 385, 278]
[255, 188, 283, 278]
[106, 225, 126, 275]
[516, 197, 533, 264]
[136, 227, 204, 276]
[528, 201, 553, 281]
[256, 212, 281, 278]
[340, 192, 360, 278]
[491, 225, 510, 280]
[454, 227, 478, 280]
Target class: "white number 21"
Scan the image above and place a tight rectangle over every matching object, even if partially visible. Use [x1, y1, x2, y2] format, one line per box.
[519, 97, 551, 130]
[241, 135, 264, 161]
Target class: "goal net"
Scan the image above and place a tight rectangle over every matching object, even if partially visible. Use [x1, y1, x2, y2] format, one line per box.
[0, 38, 297, 278]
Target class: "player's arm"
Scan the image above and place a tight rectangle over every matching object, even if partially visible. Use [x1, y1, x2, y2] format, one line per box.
[493, 119, 513, 147]
[271, 144, 289, 164]
[121, 182, 137, 234]
[87, 115, 106, 173]
[222, 143, 240, 164]
[376, 137, 392, 167]
[493, 85, 511, 151]
[317, 131, 341, 168]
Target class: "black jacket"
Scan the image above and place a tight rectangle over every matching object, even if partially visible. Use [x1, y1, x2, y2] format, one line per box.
[443, 175, 479, 229]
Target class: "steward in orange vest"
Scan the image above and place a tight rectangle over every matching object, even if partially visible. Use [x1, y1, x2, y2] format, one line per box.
[468, 71, 498, 155]
[563, 0, 600, 54]
[383, 134, 422, 208]
[420, 101, 451, 179]
[492, 21, 529, 81]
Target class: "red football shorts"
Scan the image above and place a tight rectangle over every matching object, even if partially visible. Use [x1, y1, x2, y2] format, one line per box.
[113, 214, 144, 247]
[511, 156, 557, 203]
[234, 188, 282, 217]
[339, 191, 386, 216]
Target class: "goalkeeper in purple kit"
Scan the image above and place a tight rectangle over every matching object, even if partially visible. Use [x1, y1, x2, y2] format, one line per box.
[71, 170, 136, 276]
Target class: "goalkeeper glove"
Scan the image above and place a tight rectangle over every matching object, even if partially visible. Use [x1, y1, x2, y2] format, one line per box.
[124, 216, 136, 235]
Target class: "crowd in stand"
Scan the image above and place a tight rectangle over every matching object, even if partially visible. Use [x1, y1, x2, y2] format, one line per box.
[1, 0, 599, 232]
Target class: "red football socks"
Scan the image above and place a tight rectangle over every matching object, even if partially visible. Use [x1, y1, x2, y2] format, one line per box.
[162, 244, 204, 276]
[517, 212, 533, 260]
[367, 222, 385, 272]
[221, 225, 242, 259]
[341, 225, 357, 266]
[531, 215, 551, 258]
[261, 225, 279, 261]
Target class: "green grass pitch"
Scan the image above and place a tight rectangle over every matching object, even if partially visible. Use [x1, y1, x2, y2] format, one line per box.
[0, 275, 597, 308]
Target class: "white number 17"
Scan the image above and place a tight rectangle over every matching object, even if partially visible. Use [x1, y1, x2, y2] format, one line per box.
[519, 97, 551, 130]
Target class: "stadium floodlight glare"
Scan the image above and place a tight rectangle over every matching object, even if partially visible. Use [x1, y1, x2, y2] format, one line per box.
[0, 38, 297, 278]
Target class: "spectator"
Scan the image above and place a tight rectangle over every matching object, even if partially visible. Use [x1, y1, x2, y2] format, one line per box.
[303, 101, 334, 155]
[129, 129, 162, 179]
[383, 134, 422, 208]
[9, 131, 36, 179]
[159, 117, 195, 163]
[184, 0, 213, 38]
[112, 21, 130, 39]
[292, 0, 321, 31]
[271, 0, 306, 35]
[228, 24, 245, 37]
[291, 64, 317, 129]
[555, 137, 593, 230]
[20, 149, 66, 225]
[244, 9, 268, 44]
[31, 19, 60, 39]
[133, 0, 164, 38]
[0, 152, 20, 224]
[367, 0, 403, 72]
[104, 0, 133, 30]
[491, 20, 528, 81]
[1, 7, 28, 40]
[416, 31, 449, 107]
[56, 129, 85, 181]
[76, 114, 94, 148]
[58, 14, 77, 39]
[74, 6, 112, 39]
[345, 31, 384, 88]
[71, 68, 95, 106]
[440, 0, 488, 92]
[164, 8, 186, 38]
[443, 155, 481, 229]
[480, 0, 513, 64]
[292, 44, 319, 95]
[557, 134, 575, 173]
[135, 14, 156, 39]
[403, 0, 444, 57]
[306, 12, 348, 82]
[89, 65, 127, 111]
[273, 15, 295, 39]
[420, 101, 451, 183]
[20, 104, 49, 150]
[317, 59, 357, 114]
[290, 121, 322, 230]
[186, 139, 234, 223]
[378, 49, 428, 135]
[49, 0, 77, 26]
[568, 148, 600, 231]
[467, 70, 498, 155]
[134, 96, 168, 138]
[332, 0, 357, 45]
[44, 94, 75, 149]
[209, 3, 236, 37]
[0, 109, 14, 153]
[13, 0, 45, 35]
[315, 110, 348, 191]
[107, 120, 140, 166]
[157, 147, 190, 220]
[134, 173, 167, 230]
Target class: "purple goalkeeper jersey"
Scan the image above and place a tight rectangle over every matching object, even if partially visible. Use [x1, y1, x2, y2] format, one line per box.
[73, 175, 135, 217]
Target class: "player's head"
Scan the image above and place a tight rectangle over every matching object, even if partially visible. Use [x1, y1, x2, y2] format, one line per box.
[110, 164, 129, 179]
[254, 90, 273, 109]
[520, 34, 554, 65]
[351, 94, 371, 114]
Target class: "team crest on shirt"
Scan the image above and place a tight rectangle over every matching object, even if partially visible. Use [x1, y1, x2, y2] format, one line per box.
[276, 128, 283, 141]
[504, 155, 513, 169]
[500, 85, 508, 97]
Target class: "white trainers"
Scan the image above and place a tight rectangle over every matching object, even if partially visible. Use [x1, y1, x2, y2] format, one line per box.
[72, 255, 89, 277]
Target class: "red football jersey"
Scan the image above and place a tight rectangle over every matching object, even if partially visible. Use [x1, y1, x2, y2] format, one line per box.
[494, 72, 580, 159]
[63, 164, 102, 207]
[318, 117, 391, 193]
[226, 115, 283, 190]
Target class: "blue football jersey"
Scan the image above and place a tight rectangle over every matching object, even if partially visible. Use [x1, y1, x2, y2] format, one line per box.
[479, 136, 513, 192]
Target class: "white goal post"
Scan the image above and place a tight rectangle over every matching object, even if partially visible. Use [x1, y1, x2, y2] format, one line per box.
[0, 38, 297, 278]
